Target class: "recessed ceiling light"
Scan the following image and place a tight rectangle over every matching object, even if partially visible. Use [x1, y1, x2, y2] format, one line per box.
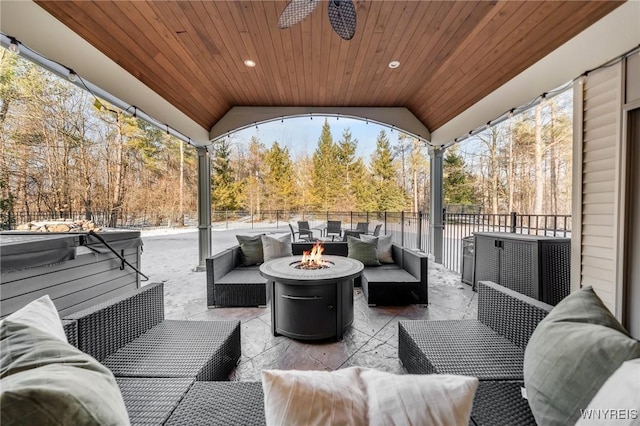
[244, 59, 256, 68]
[388, 60, 400, 69]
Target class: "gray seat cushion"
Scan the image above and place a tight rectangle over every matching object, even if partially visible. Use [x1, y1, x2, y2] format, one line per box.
[216, 267, 266, 284]
[102, 320, 240, 381]
[363, 267, 418, 284]
[399, 320, 525, 380]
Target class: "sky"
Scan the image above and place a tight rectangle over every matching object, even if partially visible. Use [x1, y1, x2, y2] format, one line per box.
[226, 116, 404, 160]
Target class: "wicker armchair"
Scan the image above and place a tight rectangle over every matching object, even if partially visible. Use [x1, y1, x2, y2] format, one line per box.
[398, 281, 553, 426]
[61, 283, 249, 425]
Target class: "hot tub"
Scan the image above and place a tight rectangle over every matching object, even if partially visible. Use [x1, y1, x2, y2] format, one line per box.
[1, 230, 143, 318]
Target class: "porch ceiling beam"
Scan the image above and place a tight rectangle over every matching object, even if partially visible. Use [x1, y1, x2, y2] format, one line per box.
[208, 107, 431, 144]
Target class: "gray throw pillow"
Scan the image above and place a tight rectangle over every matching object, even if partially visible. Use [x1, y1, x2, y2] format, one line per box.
[347, 236, 381, 266]
[236, 234, 264, 265]
[361, 234, 393, 263]
[523, 286, 640, 426]
[1, 320, 131, 425]
[261, 234, 293, 262]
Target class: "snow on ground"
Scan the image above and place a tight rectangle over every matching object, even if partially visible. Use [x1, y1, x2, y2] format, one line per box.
[140, 227, 463, 288]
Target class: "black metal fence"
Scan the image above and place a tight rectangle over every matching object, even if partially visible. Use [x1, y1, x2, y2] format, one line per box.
[210, 210, 432, 254]
[442, 212, 572, 275]
[0, 210, 198, 230]
[2, 208, 571, 277]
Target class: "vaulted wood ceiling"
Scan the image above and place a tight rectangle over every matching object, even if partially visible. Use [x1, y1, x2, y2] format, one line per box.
[35, 0, 622, 136]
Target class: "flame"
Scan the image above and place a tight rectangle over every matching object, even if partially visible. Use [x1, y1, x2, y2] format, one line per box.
[301, 242, 325, 268]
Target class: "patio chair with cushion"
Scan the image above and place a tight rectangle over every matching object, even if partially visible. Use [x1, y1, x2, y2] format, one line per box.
[398, 280, 550, 425]
[325, 220, 342, 241]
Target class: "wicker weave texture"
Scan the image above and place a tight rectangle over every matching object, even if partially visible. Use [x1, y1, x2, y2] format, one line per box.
[500, 239, 537, 298]
[214, 282, 267, 307]
[62, 319, 77, 348]
[541, 242, 571, 305]
[115, 377, 194, 425]
[103, 320, 241, 381]
[165, 381, 266, 426]
[470, 381, 536, 426]
[398, 320, 525, 380]
[477, 281, 551, 350]
[65, 282, 164, 361]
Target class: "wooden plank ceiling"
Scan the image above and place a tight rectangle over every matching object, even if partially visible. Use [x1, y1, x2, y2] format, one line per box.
[35, 0, 622, 134]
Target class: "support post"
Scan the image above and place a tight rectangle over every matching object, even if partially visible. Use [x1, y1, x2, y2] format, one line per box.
[196, 147, 211, 271]
[430, 147, 445, 264]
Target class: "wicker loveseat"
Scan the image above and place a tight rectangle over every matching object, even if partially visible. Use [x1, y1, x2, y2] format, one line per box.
[398, 280, 552, 426]
[60, 283, 254, 425]
[206, 241, 428, 307]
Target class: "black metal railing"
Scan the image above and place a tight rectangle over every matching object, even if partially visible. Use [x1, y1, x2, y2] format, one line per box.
[209, 210, 432, 254]
[442, 211, 571, 275]
[2, 208, 571, 278]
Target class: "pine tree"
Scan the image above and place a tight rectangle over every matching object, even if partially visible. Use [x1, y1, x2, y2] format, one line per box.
[335, 127, 358, 209]
[263, 142, 296, 211]
[370, 129, 407, 211]
[311, 119, 340, 210]
[211, 138, 241, 210]
[443, 147, 476, 205]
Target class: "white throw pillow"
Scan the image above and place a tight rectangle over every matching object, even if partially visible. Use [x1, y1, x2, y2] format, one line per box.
[262, 367, 478, 426]
[261, 233, 293, 262]
[361, 233, 394, 263]
[2, 294, 67, 343]
[575, 358, 640, 426]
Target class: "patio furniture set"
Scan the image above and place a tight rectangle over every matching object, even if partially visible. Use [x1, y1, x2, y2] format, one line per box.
[206, 238, 428, 309]
[289, 220, 382, 242]
[4, 244, 638, 425]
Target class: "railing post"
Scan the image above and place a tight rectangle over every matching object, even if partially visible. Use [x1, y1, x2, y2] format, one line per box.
[350, 211, 353, 229]
[401, 211, 405, 246]
[225, 210, 229, 229]
[251, 211, 254, 229]
[366, 211, 369, 224]
[511, 211, 517, 233]
[384, 211, 387, 234]
[417, 211, 422, 250]
[276, 210, 279, 229]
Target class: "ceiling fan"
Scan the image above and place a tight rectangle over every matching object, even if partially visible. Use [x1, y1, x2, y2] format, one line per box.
[278, 0, 357, 41]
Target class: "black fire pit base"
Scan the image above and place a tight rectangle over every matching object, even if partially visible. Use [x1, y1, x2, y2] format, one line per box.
[259, 256, 363, 341]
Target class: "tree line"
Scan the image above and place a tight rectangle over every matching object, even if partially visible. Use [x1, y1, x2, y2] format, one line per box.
[1, 49, 572, 229]
[210, 119, 429, 214]
[445, 91, 573, 215]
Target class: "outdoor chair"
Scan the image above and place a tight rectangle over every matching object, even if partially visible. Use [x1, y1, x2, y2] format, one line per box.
[296, 221, 315, 240]
[368, 224, 382, 236]
[398, 280, 552, 425]
[355, 222, 369, 233]
[325, 220, 342, 241]
[342, 229, 363, 241]
[289, 223, 311, 242]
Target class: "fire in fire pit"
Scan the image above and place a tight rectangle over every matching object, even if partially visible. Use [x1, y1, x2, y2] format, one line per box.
[295, 242, 330, 270]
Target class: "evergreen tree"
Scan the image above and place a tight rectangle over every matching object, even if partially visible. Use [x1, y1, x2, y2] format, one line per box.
[311, 119, 340, 210]
[370, 129, 406, 211]
[263, 142, 296, 211]
[335, 127, 358, 209]
[443, 147, 476, 205]
[211, 138, 241, 210]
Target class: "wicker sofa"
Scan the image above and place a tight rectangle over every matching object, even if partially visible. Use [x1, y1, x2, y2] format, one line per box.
[206, 241, 428, 307]
[60, 282, 255, 425]
[398, 280, 552, 426]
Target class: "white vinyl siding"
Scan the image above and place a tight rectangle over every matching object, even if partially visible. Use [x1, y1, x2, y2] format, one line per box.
[573, 62, 623, 316]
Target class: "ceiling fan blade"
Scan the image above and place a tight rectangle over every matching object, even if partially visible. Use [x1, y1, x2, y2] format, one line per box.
[328, 0, 356, 41]
[278, 0, 320, 29]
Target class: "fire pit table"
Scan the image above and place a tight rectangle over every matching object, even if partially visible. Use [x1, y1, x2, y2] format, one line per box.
[259, 255, 363, 341]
